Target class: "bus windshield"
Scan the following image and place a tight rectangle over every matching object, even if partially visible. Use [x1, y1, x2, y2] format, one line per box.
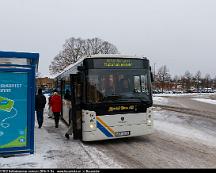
[87, 69, 151, 103]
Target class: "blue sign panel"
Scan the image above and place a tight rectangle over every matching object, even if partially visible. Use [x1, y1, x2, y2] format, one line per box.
[0, 72, 28, 149]
[0, 51, 39, 155]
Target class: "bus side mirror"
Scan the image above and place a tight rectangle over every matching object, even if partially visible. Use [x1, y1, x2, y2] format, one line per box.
[150, 72, 154, 83]
[149, 66, 154, 83]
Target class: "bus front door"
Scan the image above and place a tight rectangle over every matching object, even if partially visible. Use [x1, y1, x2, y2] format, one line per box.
[70, 74, 82, 140]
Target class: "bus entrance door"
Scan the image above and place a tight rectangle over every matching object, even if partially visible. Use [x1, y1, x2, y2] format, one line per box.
[70, 74, 82, 140]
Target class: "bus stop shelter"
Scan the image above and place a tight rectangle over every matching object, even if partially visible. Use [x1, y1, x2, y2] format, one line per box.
[0, 51, 39, 155]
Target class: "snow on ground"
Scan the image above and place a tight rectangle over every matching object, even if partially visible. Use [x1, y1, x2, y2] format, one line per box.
[0, 121, 59, 168]
[1, 94, 216, 168]
[153, 93, 198, 97]
[192, 98, 216, 105]
[153, 96, 169, 105]
[153, 93, 216, 107]
[0, 119, 122, 168]
[153, 93, 216, 147]
[153, 96, 180, 107]
[152, 93, 198, 106]
[0, 100, 123, 168]
[154, 110, 216, 147]
[153, 93, 216, 97]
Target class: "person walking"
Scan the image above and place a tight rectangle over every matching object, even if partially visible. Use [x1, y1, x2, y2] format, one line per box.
[48, 91, 54, 118]
[65, 121, 73, 139]
[35, 88, 47, 128]
[64, 90, 73, 139]
[50, 89, 62, 128]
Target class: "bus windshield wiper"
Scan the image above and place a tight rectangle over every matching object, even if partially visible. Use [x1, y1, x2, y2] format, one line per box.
[127, 96, 150, 102]
[104, 95, 121, 100]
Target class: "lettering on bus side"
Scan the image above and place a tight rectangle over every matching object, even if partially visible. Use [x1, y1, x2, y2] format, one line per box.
[108, 105, 136, 112]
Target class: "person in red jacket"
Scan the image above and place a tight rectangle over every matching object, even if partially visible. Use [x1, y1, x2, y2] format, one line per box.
[50, 89, 62, 128]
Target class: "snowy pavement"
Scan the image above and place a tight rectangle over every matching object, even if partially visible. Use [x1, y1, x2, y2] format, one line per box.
[191, 98, 216, 105]
[1, 93, 216, 168]
[153, 93, 216, 107]
[154, 109, 216, 147]
[0, 110, 123, 168]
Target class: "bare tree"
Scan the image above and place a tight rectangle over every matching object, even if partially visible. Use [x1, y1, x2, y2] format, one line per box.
[173, 75, 180, 82]
[49, 37, 119, 74]
[213, 76, 216, 89]
[49, 52, 69, 74]
[172, 75, 180, 91]
[204, 73, 211, 90]
[182, 70, 193, 91]
[157, 65, 170, 93]
[194, 70, 201, 91]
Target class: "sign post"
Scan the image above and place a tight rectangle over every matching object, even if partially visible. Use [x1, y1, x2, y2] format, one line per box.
[0, 51, 39, 155]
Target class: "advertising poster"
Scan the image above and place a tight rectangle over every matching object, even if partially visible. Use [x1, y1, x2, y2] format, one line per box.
[0, 72, 28, 149]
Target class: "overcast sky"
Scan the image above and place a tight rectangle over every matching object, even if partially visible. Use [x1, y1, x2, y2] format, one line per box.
[0, 0, 215, 78]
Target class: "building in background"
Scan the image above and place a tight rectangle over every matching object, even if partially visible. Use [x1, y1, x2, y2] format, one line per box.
[36, 77, 55, 90]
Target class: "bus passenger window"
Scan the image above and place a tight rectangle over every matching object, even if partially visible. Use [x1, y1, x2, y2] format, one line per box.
[87, 75, 101, 103]
[134, 76, 141, 93]
[141, 75, 149, 95]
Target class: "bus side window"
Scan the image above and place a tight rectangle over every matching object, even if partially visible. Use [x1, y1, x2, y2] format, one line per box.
[141, 75, 149, 95]
[134, 76, 141, 93]
[87, 77, 97, 103]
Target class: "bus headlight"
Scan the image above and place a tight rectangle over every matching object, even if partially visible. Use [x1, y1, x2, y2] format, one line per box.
[90, 124, 95, 129]
[147, 119, 152, 125]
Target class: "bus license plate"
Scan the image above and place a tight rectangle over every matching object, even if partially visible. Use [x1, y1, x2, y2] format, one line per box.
[115, 131, 130, 137]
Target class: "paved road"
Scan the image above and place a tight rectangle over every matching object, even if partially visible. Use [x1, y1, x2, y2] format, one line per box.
[2, 94, 215, 168]
[163, 94, 216, 119]
[55, 94, 216, 168]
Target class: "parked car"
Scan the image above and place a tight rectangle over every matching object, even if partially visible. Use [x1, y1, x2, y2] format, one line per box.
[164, 90, 173, 94]
[173, 90, 183, 94]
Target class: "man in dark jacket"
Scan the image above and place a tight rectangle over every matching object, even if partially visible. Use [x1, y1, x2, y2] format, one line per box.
[35, 88, 47, 128]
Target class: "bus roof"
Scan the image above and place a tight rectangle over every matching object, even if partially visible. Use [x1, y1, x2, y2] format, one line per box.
[54, 54, 148, 79]
[53, 57, 85, 79]
[89, 54, 147, 59]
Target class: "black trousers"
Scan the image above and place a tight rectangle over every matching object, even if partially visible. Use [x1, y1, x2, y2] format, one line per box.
[36, 110, 44, 127]
[53, 112, 60, 126]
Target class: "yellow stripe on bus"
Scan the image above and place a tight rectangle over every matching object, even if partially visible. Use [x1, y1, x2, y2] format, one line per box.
[96, 116, 115, 136]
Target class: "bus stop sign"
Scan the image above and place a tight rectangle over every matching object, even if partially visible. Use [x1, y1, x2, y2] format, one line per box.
[0, 51, 39, 155]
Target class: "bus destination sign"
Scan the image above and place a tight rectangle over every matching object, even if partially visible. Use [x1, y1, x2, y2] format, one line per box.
[93, 58, 144, 69]
[104, 59, 132, 67]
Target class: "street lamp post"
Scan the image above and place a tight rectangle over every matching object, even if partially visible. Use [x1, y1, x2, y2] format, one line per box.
[153, 63, 156, 91]
[153, 63, 156, 79]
